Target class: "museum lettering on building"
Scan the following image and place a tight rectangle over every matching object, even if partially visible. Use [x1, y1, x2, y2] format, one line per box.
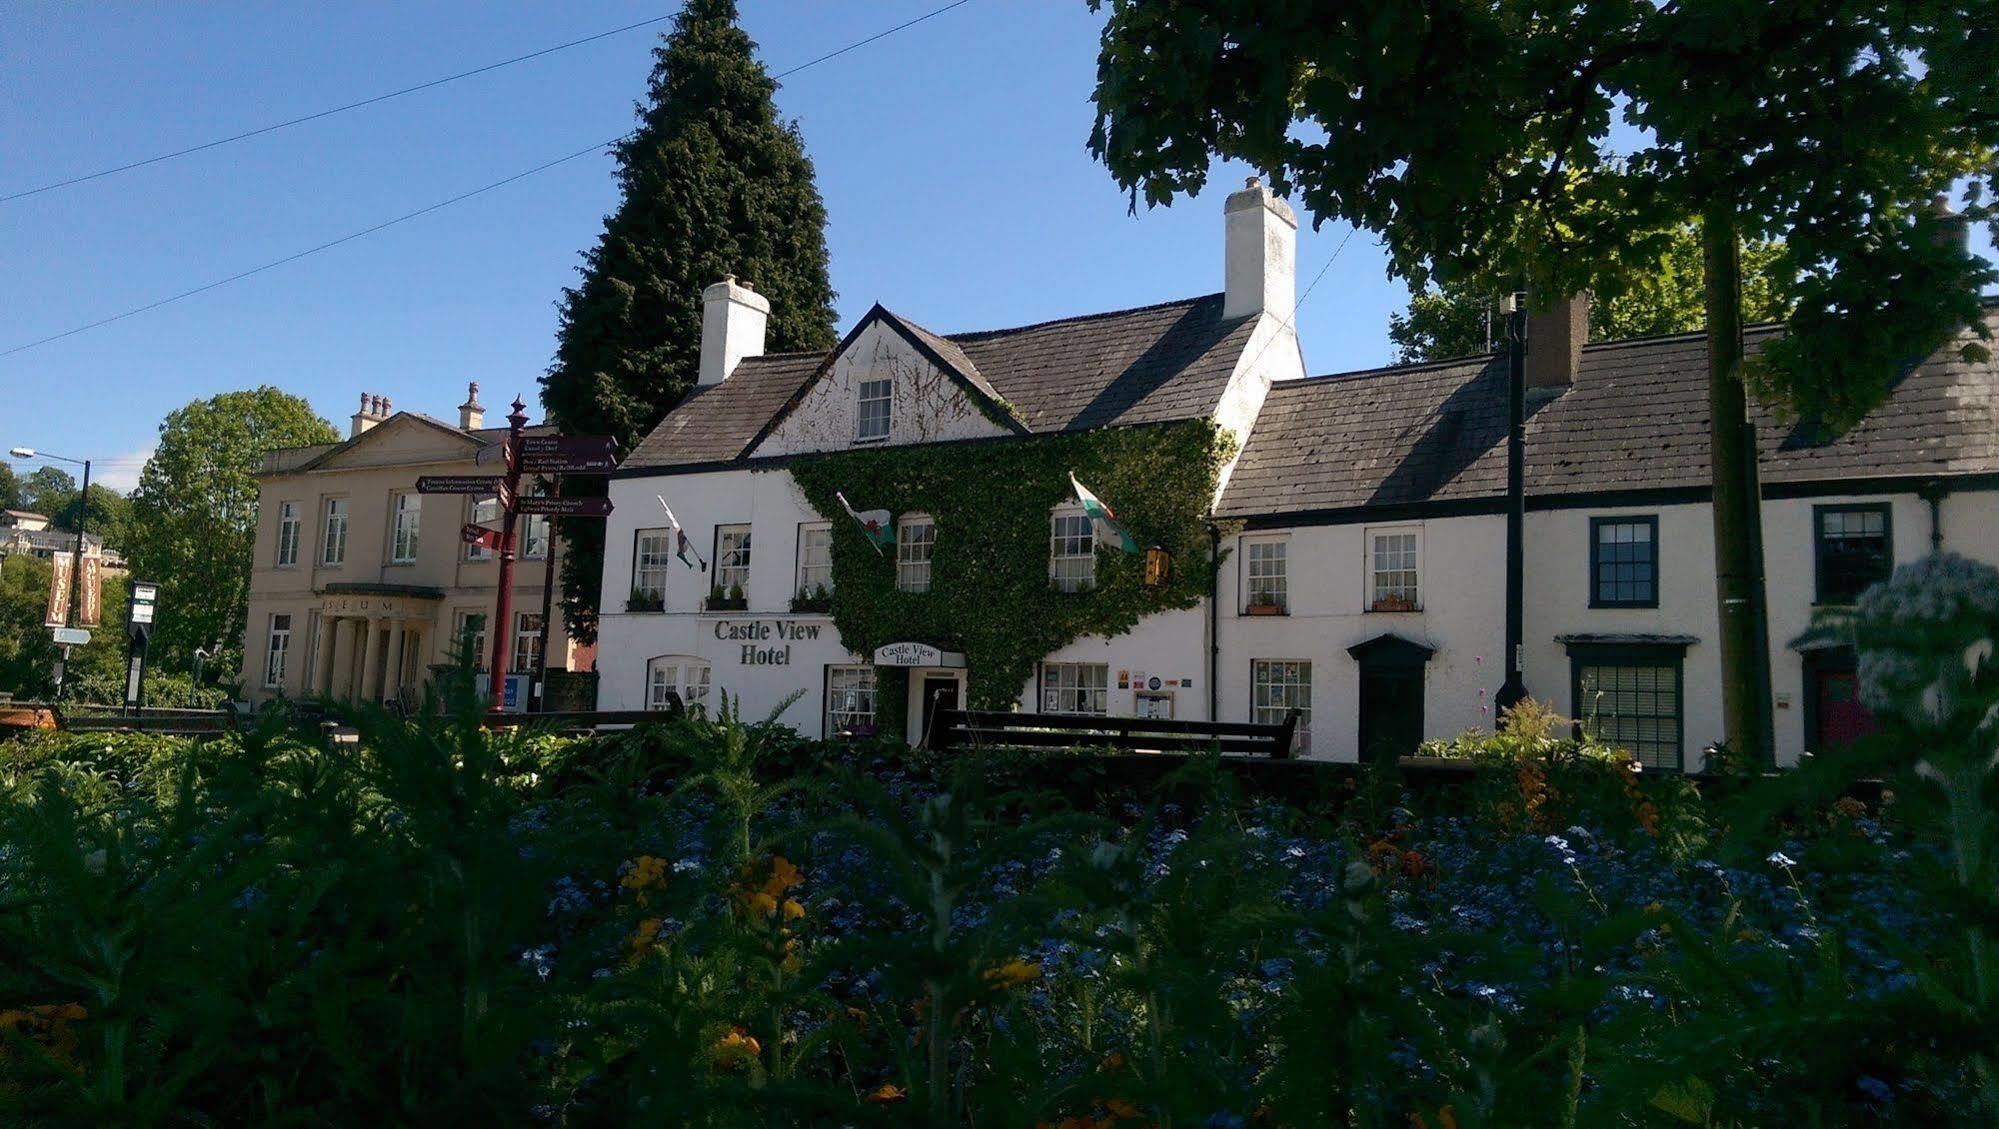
[589, 177, 1999, 769]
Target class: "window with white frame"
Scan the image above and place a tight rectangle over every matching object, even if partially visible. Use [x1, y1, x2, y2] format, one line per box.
[453, 611, 488, 669]
[1040, 662, 1108, 715]
[275, 501, 301, 567]
[390, 493, 422, 564]
[1252, 659, 1312, 754]
[466, 497, 499, 560]
[264, 614, 292, 689]
[714, 525, 752, 594]
[1243, 537, 1288, 612]
[897, 516, 934, 593]
[1049, 511, 1095, 592]
[512, 612, 543, 673]
[856, 377, 892, 441]
[647, 656, 712, 712]
[1368, 529, 1420, 611]
[796, 523, 833, 597]
[633, 530, 672, 605]
[321, 497, 349, 566]
[825, 665, 876, 735]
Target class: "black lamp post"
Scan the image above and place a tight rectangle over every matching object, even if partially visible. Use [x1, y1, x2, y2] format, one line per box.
[8, 446, 91, 700]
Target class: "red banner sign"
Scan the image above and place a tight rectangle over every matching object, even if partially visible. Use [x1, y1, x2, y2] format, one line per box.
[44, 554, 72, 628]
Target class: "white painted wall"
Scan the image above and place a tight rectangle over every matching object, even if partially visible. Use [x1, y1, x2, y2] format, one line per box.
[1217, 515, 1507, 760]
[751, 320, 1010, 457]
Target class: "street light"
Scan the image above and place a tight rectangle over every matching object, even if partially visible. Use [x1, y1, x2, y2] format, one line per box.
[9, 445, 93, 700]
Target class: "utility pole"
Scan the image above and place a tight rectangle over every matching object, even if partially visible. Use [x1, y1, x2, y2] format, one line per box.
[1495, 292, 1529, 716]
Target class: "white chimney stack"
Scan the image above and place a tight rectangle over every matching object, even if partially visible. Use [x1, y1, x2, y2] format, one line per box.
[1223, 176, 1298, 324]
[698, 275, 770, 386]
[458, 381, 485, 430]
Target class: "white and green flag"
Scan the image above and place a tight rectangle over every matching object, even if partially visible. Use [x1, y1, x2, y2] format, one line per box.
[1069, 471, 1140, 554]
[836, 491, 895, 555]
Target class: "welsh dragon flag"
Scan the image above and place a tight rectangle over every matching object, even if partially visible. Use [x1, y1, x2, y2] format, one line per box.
[1069, 472, 1140, 554]
[836, 491, 895, 555]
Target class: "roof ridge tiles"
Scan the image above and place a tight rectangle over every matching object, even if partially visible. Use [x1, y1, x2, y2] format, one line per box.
[945, 291, 1230, 342]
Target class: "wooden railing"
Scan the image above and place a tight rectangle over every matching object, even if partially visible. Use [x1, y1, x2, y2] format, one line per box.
[931, 709, 1300, 759]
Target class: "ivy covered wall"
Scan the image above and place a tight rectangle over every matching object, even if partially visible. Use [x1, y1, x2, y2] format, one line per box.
[785, 421, 1233, 710]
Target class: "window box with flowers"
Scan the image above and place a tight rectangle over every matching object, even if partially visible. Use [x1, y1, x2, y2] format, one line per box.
[626, 587, 666, 613]
[706, 584, 748, 612]
[1369, 592, 1420, 613]
[791, 584, 834, 613]
[1245, 600, 1286, 616]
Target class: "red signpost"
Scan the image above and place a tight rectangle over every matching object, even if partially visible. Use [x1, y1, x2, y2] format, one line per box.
[421, 398, 619, 714]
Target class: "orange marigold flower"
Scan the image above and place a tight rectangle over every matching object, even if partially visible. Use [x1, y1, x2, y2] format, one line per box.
[864, 1083, 907, 1105]
[765, 856, 804, 894]
[1438, 1105, 1459, 1129]
[714, 1027, 762, 1069]
[1100, 1050, 1126, 1072]
[782, 898, 806, 921]
[1104, 1097, 1142, 1119]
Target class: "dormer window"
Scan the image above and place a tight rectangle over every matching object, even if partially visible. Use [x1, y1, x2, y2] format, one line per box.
[856, 377, 892, 441]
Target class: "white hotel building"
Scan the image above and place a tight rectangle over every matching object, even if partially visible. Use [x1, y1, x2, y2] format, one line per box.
[594, 180, 1999, 769]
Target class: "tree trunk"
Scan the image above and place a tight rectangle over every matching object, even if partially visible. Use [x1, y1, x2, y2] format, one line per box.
[1703, 205, 1771, 767]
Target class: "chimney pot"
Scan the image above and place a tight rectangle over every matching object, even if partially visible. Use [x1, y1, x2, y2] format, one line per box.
[351, 391, 383, 438]
[698, 275, 771, 386]
[458, 381, 486, 430]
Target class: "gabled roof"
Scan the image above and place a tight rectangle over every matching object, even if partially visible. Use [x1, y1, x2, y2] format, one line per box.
[1217, 308, 1999, 521]
[623, 293, 1259, 472]
[262, 412, 555, 476]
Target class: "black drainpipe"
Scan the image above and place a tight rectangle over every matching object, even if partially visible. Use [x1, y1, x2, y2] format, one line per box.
[1919, 478, 1947, 553]
[1207, 524, 1221, 721]
[1495, 292, 1530, 714]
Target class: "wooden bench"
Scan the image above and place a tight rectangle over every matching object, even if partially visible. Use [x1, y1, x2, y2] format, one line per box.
[931, 709, 1300, 759]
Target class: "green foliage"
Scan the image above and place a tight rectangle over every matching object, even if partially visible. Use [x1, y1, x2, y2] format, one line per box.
[0, 555, 131, 700]
[1087, 1, 1997, 427]
[17, 468, 75, 521]
[124, 387, 337, 670]
[540, 0, 838, 641]
[0, 464, 20, 513]
[1389, 228, 1794, 363]
[787, 421, 1232, 710]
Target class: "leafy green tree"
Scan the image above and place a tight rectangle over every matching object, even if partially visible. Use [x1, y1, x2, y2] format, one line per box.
[124, 388, 337, 667]
[52, 483, 132, 552]
[0, 463, 21, 513]
[20, 466, 76, 519]
[540, 0, 838, 638]
[1389, 228, 1793, 362]
[1088, 0, 1996, 760]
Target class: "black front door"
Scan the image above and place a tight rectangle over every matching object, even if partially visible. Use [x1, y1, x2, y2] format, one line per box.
[1358, 669, 1424, 763]
[921, 676, 960, 747]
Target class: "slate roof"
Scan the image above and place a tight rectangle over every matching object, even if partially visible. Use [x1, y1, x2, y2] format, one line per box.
[1217, 309, 1999, 520]
[624, 294, 1259, 471]
[260, 415, 556, 476]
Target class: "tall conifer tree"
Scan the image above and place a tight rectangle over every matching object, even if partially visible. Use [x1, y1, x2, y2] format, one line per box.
[541, 0, 837, 637]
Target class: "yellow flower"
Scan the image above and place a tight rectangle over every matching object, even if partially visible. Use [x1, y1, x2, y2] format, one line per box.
[714, 1027, 762, 1070]
[864, 1083, 907, 1105]
[782, 898, 805, 921]
[621, 854, 669, 892]
[748, 891, 779, 918]
[625, 917, 664, 958]
[765, 855, 804, 895]
[1104, 1097, 1141, 1119]
[982, 959, 1042, 991]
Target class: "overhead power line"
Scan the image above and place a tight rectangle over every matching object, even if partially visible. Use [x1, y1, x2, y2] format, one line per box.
[1, 0, 979, 360]
[0, 12, 674, 205]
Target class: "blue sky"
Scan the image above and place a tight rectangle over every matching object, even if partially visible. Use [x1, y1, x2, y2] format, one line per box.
[4, 3, 1993, 494]
[0, 1, 1394, 492]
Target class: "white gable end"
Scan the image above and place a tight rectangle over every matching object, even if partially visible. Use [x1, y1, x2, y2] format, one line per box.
[750, 319, 1011, 457]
